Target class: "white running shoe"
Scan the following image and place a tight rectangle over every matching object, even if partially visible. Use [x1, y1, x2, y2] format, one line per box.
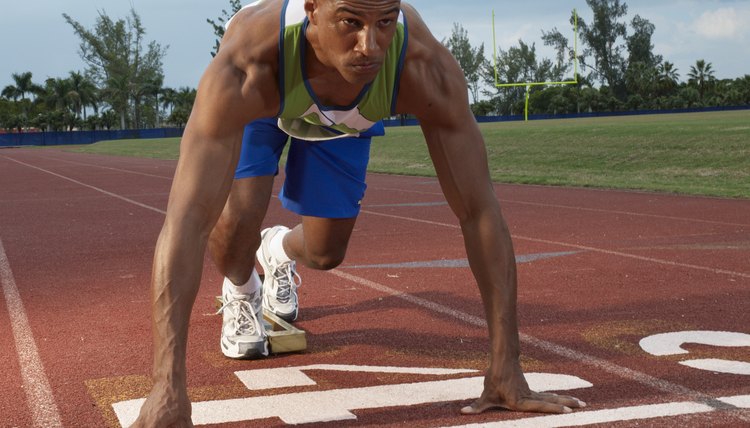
[256, 226, 302, 322]
[217, 283, 268, 359]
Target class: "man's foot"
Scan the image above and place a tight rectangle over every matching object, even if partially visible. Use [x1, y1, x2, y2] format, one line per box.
[217, 283, 268, 359]
[257, 226, 302, 322]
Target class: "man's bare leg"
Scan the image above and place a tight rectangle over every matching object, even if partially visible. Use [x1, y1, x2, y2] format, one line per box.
[208, 175, 274, 285]
[255, 215, 357, 322]
[210, 174, 358, 322]
[209, 176, 358, 278]
[284, 216, 358, 270]
[208, 176, 276, 359]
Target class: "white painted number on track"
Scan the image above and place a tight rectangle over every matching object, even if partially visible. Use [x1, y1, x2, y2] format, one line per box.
[640, 330, 750, 375]
[112, 365, 591, 426]
[112, 330, 750, 426]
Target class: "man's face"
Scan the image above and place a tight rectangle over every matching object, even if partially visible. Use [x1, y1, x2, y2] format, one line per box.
[308, 0, 402, 85]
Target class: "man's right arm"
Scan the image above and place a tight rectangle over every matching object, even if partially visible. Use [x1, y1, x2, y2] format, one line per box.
[394, 3, 584, 416]
[131, 24, 279, 426]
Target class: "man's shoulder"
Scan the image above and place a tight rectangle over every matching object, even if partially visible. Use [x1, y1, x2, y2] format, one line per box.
[400, 3, 444, 69]
[399, 4, 455, 80]
[395, 3, 471, 119]
[218, 1, 282, 78]
[222, 0, 282, 59]
[206, 0, 282, 119]
[226, 0, 282, 30]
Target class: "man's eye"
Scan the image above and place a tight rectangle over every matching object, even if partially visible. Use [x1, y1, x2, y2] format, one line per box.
[379, 19, 394, 26]
[343, 18, 360, 27]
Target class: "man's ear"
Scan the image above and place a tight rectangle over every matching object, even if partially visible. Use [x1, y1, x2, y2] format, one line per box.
[304, 0, 318, 23]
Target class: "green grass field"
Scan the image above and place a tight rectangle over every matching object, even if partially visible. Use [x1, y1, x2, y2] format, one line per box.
[74, 110, 750, 198]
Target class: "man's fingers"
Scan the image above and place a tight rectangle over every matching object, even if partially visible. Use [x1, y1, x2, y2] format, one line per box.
[534, 392, 587, 409]
[512, 392, 588, 414]
[461, 393, 586, 415]
[461, 397, 569, 415]
[460, 398, 507, 415]
[516, 398, 573, 414]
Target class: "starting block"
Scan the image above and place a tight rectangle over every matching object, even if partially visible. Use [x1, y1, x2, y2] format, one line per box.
[215, 296, 307, 354]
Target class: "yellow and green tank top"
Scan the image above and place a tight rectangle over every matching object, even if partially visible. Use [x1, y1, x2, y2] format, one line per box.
[229, 0, 408, 140]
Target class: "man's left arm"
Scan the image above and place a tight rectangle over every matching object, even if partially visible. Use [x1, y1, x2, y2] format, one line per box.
[396, 5, 584, 414]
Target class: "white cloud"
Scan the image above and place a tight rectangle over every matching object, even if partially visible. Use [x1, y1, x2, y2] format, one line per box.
[693, 7, 745, 39]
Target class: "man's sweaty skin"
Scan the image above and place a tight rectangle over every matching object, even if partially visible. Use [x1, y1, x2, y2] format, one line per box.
[132, 1, 585, 426]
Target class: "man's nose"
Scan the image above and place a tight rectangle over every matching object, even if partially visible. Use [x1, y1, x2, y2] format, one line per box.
[355, 27, 379, 56]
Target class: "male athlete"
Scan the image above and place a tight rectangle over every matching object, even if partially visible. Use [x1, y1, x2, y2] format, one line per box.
[133, 0, 584, 425]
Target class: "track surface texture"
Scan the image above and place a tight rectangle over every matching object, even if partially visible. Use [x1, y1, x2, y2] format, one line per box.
[1, 148, 748, 427]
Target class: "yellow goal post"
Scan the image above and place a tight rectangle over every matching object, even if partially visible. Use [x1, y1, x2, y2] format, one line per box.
[492, 9, 579, 120]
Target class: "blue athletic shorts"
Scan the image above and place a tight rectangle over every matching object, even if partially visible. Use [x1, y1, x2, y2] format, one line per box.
[234, 118, 385, 218]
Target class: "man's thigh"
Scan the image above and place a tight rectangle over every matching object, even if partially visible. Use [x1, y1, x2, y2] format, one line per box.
[299, 215, 358, 257]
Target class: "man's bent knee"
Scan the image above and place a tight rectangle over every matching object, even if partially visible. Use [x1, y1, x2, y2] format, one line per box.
[302, 250, 346, 271]
[294, 216, 356, 271]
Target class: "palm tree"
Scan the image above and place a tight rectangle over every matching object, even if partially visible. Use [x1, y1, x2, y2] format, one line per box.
[625, 61, 657, 100]
[67, 71, 98, 121]
[3, 72, 43, 102]
[100, 109, 118, 130]
[687, 59, 715, 101]
[168, 87, 197, 128]
[132, 75, 163, 128]
[2, 72, 43, 126]
[42, 78, 73, 112]
[1, 85, 22, 101]
[101, 74, 131, 129]
[40, 77, 79, 131]
[159, 86, 177, 118]
[657, 61, 679, 97]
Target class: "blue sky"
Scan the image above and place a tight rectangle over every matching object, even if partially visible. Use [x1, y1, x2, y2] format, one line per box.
[3, 0, 749, 91]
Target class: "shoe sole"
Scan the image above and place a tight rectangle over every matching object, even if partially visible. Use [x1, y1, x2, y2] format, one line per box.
[220, 337, 269, 360]
[268, 306, 298, 323]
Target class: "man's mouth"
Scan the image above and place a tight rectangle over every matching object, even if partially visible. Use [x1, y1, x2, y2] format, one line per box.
[351, 62, 380, 74]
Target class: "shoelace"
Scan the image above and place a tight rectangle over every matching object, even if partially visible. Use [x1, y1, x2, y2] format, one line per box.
[271, 261, 302, 304]
[216, 295, 261, 335]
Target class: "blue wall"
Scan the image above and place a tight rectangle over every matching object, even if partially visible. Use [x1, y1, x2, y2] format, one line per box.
[383, 104, 750, 127]
[0, 128, 184, 147]
[2, 105, 747, 147]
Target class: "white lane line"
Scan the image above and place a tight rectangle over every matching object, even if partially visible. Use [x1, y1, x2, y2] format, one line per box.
[329, 269, 744, 416]
[359, 209, 750, 279]
[516, 235, 750, 279]
[0, 239, 63, 427]
[369, 184, 750, 228]
[32, 154, 174, 180]
[11, 153, 747, 228]
[496, 198, 750, 228]
[443, 395, 750, 427]
[3, 156, 166, 215]
[443, 401, 715, 428]
[8, 154, 747, 422]
[13, 156, 743, 280]
[330, 269, 486, 326]
[11, 154, 746, 228]
[113, 372, 591, 426]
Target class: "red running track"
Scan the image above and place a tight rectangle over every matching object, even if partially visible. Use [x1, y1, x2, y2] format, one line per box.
[0, 147, 749, 427]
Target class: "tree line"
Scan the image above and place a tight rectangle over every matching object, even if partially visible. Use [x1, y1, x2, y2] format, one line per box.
[3, 0, 749, 133]
[0, 8, 195, 133]
[446, 0, 750, 116]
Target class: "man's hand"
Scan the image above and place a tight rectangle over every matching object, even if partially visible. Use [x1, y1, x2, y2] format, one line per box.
[461, 362, 586, 415]
[131, 383, 193, 428]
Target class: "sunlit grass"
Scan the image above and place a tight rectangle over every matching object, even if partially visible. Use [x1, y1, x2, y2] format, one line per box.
[73, 110, 750, 198]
